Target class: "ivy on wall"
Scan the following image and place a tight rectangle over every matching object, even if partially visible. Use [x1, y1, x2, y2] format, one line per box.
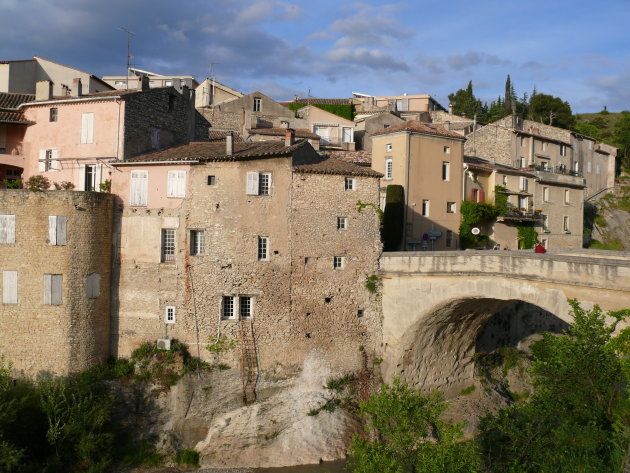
[517, 225, 538, 249]
[459, 186, 511, 249]
[287, 103, 355, 121]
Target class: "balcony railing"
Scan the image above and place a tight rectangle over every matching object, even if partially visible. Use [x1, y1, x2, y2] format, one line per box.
[522, 164, 582, 177]
[498, 209, 543, 222]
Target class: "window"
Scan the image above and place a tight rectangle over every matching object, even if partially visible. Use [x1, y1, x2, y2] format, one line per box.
[337, 217, 347, 230]
[0, 215, 16, 244]
[48, 216, 67, 245]
[573, 161, 579, 172]
[180, 80, 186, 87]
[471, 189, 479, 203]
[149, 80, 156, 86]
[560, 144, 567, 156]
[542, 214, 549, 232]
[385, 159, 393, 180]
[280, 120, 289, 128]
[167, 170, 186, 198]
[190, 230, 204, 255]
[386, 143, 393, 152]
[2, 270, 17, 304]
[444, 146, 450, 154]
[518, 157, 526, 168]
[39, 149, 55, 172]
[563, 216, 570, 233]
[342, 127, 354, 143]
[165, 80, 173, 86]
[151, 127, 160, 149]
[114, 80, 125, 86]
[240, 296, 252, 319]
[86, 273, 100, 298]
[333, 256, 344, 269]
[344, 177, 355, 191]
[446, 230, 453, 248]
[258, 236, 269, 261]
[519, 176, 528, 191]
[43, 274, 62, 305]
[587, 161, 592, 173]
[442, 162, 450, 181]
[84, 164, 96, 191]
[49, 108, 58, 122]
[421, 200, 430, 217]
[81, 113, 94, 144]
[253, 97, 262, 112]
[207, 175, 216, 185]
[165, 306, 176, 323]
[446, 202, 456, 213]
[543, 187, 550, 202]
[542, 142, 547, 152]
[518, 196, 528, 210]
[246, 172, 272, 195]
[130, 170, 148, 206]
[564, 189, 570, 205]
[222, 296, 235, 319]
[161, 229, 176, 262]
[502, 175, 508, 185]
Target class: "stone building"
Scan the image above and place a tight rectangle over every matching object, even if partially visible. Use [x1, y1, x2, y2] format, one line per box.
[0, 190, 113, 376]
[371, 121, 466, 251]
[353, 111, 404, 151]
[0, 92, 34, 185]
[195, 78, 243, 109]
[109, 135, 383, 376]
[102, 67, 198, 94]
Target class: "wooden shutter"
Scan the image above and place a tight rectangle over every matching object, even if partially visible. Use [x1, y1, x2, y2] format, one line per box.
[48, 216, 57, 245]
[56, 216, 67, 245]
[130, 170, 148, 206]
[246, 172, 259, 195]
[2, 270, 17, 304]
[86, 273, 100, 298]
[167, 170, 186, 197]
[470, 189, 475, 202]
[0, 215, 15, 244]
[95, 164, 102, 190]
[77, 164, 86, 191]
[479, 189, 485, 203]
[39, 149, 46, 172]
[51, 149, 60, 170]
[43, 274, 52, 304]
[51, 275, 62, 305]
[81, 113, 94, 144]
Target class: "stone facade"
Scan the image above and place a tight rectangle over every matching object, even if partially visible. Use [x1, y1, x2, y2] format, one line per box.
[0, 190, 113, 376]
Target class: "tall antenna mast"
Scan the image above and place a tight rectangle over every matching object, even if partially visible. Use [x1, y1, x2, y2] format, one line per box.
[118, 27, 136, 89]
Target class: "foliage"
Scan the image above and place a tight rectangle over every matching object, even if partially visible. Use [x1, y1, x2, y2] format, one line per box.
[448, 81, 485, 120]
[479, 300, 630, 473]
[2, 179, 21, 189]
[365, 274, 379, 293]
[174, 448, 200, 467]
[53, 181, 75, 190]
[308, 374, 358, 417]
[613, 110, 630, 171]
[589, 238, 625, 251]
[99, 179, 111, 193]
[25, 174, 51, 191]
[459, 200, 499, 249]
[356, 200, 384, 223]
[381, 185, 405, 251]
[117, 442, 163, 467]
[348, 378, 483, 473]
[460, 385, 476, 396]
[516, 225, 538, 249]
[206, 335, 236, 355]
[287, 102, 355, 121]
[529, 93, 575, 129]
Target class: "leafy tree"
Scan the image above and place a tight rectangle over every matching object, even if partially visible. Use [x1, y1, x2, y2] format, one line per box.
[349, 378, 483, 473]
[613, 110, 630, 171]
[574, 122, 603, 141]
[504, 75, 516, 114]
[529, 93, 575, 129]
[448, 81, 485, 121]
[480, 300, 630, 473]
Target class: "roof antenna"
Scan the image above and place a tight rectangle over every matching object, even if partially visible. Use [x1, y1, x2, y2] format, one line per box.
[118, 27, 136, 89]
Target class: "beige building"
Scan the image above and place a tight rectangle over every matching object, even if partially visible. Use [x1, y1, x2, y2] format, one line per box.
[195, 78, 243, 108]
[296, 105, 356, 150]
[371, 121, 465, 250]
[102, 67, 198, 94]
[352, 92, 446, 117]
[354, 111, 404, 151]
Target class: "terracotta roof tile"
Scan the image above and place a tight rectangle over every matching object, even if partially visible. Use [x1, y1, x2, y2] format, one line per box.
[283, 98, 351, 106]
[0, 110, 33, 124]
[372, 120, 465, 140]
[248, 127, 320, 140]
[325, 150, 372, 165]
[0, 92, 35, 109]
[208, 130, 244, 141]
[294, 157, 382, 178]
[116, 140, 310, 164]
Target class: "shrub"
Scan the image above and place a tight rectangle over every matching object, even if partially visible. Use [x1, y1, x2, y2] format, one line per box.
[174, 448, 200, 467]
[2, 179, 21, 189]
[381, 185, 404, 251]
[99, 179, 111, 193]
[25, 175, 50, 191]
[53, 181, 75, 190]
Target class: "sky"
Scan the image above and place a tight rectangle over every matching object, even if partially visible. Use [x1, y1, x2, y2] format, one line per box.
[1, 0, 629, 113]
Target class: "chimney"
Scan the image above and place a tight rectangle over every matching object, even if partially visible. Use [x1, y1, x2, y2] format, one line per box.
[226, 132, 234, 155]
[36, 80, 53, 101]
[285, 128, 295, 146]
[70, 78, 82, 97]
[448, 103, 453, 115]
[138, 75, 150, 91]
[182, 85, 190, 101]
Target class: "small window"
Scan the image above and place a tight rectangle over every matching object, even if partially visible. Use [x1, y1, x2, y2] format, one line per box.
[2, 270, 17, 304]
[0, 215, 16, 244]
[542, 142, 547, 152]
[560, 144, 567, 156]
[563, 216, 570, 232]
[333, 256, 344, 269]
[385, 159, 393, 180]
[564, 189, 570, 205]
[222, 296, 235, 319]
[180, 79, 186, 87]
[542, 214, 549, 231]
[167, 170, 186, 198]
[543, 187, 550, 202]
[421, 200, 430, 217]
[442, 162, 450, 181]
[114, 80, 125, 86]
[502, 175, 508, 185]
[337, 217, 347, 230]
[86, 273, 100, 298]
[48, 216, 67, 245]
[190, 230, 205, 255]
[240, 296, 252, 319]
[43, 274, 62, 305]
[165, 80, 173, 87]
[280, 120, 289, 128]
[165, 306, 176, 323]
[518, 196, 528, 209]
[342, 127, 353, 143]
[207, 175, 216, 185]
[258, 236, 269, 261]
[443, 146, 450, 154]
[161, 229, 176, 263]
[253, 97, 262, 112]
[246, 172, 272, 195]
[43, 149, 53, 172]
[344, 177, 355, 191]
[49, 108, 58, 122]
[520, 176, 528, 191]
[446, 230, 453, 248]
[446, 202, 456, 213]
[386, 143, 393, 152]
[573, 161, 579, 172]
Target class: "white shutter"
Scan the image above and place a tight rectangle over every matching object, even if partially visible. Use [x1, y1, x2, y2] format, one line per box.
[39, 149, 46, 172]
[176, 171, 185, 197]
[0, 215, 15, 244]
[51, 275, 62, 305]
[167, 170, 186, 197]
[95, 164, 102, 190]
[130, 170, 148, 206]
[78, 164, 86, 191]
[81, 113, 94, 144]
[49, 216, 57, 245]
[2, 270, 17, 304]
[43, 274, 52, 305]
[56, 216, 67, 245]
[246, 172, 259, 195]
[51, 149, 60, 171]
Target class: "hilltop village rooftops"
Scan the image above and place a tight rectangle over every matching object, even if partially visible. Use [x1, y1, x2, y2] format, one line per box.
[325, 150, 373, 166]
[371, 120, 466, 140]
[248, 127, 321, 140]
[294, 158, 382, 177]
[282, 97, 352, 106]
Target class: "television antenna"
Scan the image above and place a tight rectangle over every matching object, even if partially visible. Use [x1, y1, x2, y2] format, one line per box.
[118, 27, 136, 89]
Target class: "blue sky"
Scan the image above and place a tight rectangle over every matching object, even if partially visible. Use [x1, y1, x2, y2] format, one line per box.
[1, 0, 629, 113]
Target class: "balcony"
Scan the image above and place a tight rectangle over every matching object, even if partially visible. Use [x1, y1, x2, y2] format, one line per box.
[497, 208, 543, 223]
[524, 164, 582, 178]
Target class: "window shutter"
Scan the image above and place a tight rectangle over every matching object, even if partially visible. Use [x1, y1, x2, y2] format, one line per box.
[43, 274, 52, 305]
[167, 170, 186, 197]
[246, 172, 259, 195]
[470, 189, 475, 201]
[479, 189, 485, 203]
[81, 113, 94, 144]
[51, 275, 62, 305]
[77, 165, 86, 191]
[131, 170, 148, 206]
[167, 171, 175, 197]
[49, 216, 57, 245]
[2, 270, 17, 304]
[94, 164, 102, 190]
[401, 98, 409, 111]
[0, 215, 15, 244]
[177, 171, 185, 197]
[86, 273, 100, 298]
[56, 216, 67, 245]
[39, 149, 46, 172]
[51, 149, 60, 170]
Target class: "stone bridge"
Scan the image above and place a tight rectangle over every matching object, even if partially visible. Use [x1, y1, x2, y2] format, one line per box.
[379, 249, 630, 395]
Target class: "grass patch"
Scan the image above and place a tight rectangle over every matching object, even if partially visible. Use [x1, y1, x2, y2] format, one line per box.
[460, 385, 476, 395]
[118, 443, 164, 467]
[589, 238, 625, 251]
[174, 449, 200, 467]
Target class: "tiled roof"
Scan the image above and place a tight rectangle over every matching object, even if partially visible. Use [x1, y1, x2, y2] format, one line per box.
[325, 150, 372, 165]
[282, 98, 352, 106]
[372, 120, 465, 140]
[28, 88, 145, 104]
[116, 140, 310, 164]
[248, 127, 320, 140]
[464, 155, 535, 177]
[208, 130, 244, 142]
[0, 93, 35, 123]
[0, 110, 33, 124]
[294, 157, 382, 177]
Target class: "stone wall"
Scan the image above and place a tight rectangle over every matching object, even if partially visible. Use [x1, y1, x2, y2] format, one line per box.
[0, 190, 113, 376]
[464, 121, 513, 163]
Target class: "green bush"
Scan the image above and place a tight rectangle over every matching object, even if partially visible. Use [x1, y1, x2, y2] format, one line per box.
[516, 224, 538, 249]
[174, 448, 200, 467]
[381, 185, 404, 251]
[2, 179, 21, 189]
[25, 175, 50, 191]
